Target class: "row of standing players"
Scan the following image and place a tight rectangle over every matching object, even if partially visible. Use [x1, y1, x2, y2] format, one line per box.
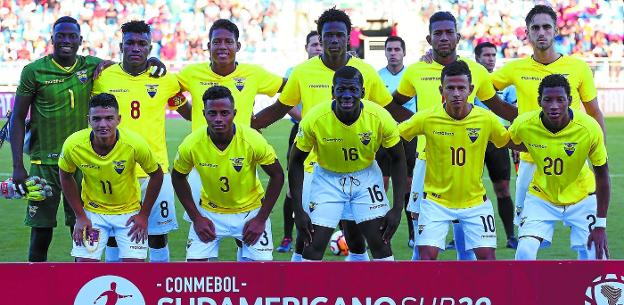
[9, 5, 609, 262]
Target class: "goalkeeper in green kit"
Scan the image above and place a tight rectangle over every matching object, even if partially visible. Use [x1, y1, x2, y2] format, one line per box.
[9, 16, 165, 262]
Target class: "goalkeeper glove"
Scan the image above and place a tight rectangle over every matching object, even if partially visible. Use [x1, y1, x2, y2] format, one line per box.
[1, 176, 53, 201]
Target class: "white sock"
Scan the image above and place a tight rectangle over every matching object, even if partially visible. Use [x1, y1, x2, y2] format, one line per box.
[105, 246, 120, 262]
[374, 255, 394, 261]
[291, 252, 303, 262]
[411, 219, 419, 261]
[301, 258, 320, 262]
[149, 246, 170, 262]
[345, 252, 369, 261]
[515, 237, 540, 260]
[236, 247, 243, 262]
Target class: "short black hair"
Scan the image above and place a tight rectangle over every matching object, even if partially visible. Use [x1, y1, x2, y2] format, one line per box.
[333, 66, 364, 86]
[209, 19, 239, 40]
[317, 8, 352, 36]
[202, 86, 235, 108]
[525, 5, 558, 27]
[53, 16, 80, 32]
[385, 36, 406, 52]
[89, 93, 119, 111]
[474, 42, 497, 57]
[441, 60, 472, 84]
[429, 11, 456, 33]
[305, 31, 319, 46]
[538, 74, 571, 103]
[121, 20, 151, 36]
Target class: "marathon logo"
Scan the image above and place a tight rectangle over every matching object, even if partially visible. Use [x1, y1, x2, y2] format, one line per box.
[88, 201, 100, 208]
[187, 239, 193, 249]
[233, 77, 246, 91]
[28, 205, 38, 218]
[466, 128, 480, 143]
[418, 224, 425, 235]
[309, 202, 317, 213]
[76, 69, 88, 84]
[358, 131, 372, 145]
[230, 157, 245, 172]
[146, 84, 159, 98]
[564, 142, 577, 156]
[113, 160, 127, 174]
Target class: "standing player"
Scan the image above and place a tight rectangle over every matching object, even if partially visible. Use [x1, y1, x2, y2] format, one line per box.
[253, 8, 407, 262]
[491, 5, 605, 259]
[10, 16, 165, 262]
[93, 20, 190, 262]
[289, 66, 407, 261]
[376, 35, 417, 248]
[473, 41, 518, 249]
[392, 11, 516, 260]
[171, 86, 284, 261]
[277, 30, 323, 253]
[399, 60, 512, 260]
[59, 93, 164, 262]
[509, 74, 609, 260]
[177, 19, 284, 226]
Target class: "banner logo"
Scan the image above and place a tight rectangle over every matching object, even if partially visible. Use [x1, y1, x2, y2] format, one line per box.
[585, 274, 624, 305]
[75, 275, 145, 305]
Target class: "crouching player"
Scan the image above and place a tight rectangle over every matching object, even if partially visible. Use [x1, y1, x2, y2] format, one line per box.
[59, 93, 164, 262]
[289, 66, 407, 261]
[172, 86, 284, 261]
[511, 74, 610, 260]
[399, 61, 511, 260]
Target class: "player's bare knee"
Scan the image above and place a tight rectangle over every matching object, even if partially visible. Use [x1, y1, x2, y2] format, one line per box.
[148, 234, 168, 249]
[474, 248, 496, 260]
[418, 247, 438, 260]
[493, 181, 510, 198]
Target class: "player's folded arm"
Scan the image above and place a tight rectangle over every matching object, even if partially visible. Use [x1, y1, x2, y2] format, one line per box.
[251, 100, 293, 130]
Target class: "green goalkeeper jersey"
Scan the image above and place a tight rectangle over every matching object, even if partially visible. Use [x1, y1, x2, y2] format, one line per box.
[15, 55, 101, 165]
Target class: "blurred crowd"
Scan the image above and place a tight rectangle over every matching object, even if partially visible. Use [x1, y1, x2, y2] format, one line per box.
[0, 0, 622, 63]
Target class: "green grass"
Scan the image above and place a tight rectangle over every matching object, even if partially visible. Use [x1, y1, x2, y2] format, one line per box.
[0, 118, 622, 261]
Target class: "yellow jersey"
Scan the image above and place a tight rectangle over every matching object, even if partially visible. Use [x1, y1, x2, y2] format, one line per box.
[296, 99, 400, 173]
[399, 105, 509, 208]
[177, 63, 283, 131]
[509, 109, 607, 206]
[58, 128, 159, 214]
[93, 64, 182, 177]
[279, 56, 392, 116]
[396, 58, 497, 161]
[173, 124, 278, 214]
[491, 55, 598, 162]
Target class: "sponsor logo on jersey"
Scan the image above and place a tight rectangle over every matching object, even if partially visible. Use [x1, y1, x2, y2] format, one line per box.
[230, 157, 244, 172]
[145, 84, 159, 98]
[433, 131, 454, 136]
[87, 201, 100, 208]
[521, 76, 541, 81]
[28, 205, 38, 218]
[420, 76, 440, 81]
[585, 274, 624, 305]
[528, 143, 547, 149]
[358, 131, 372, 145]
[308, 84, 330, 89]
[80, 164, 100, 169]
[370, 203, 387, 210]
[322, 137, 343, 143]
[200, 81, 219, 86]
[76, 69, 88, 84]
[467, 128, 481, 143]
[233, 77, 246, 91]
[199, 162, 218, 168]
[44, 79, 65, 85]
[75, 275, 145, 305]
[113, 160, 127, 174]
[532, 185, 541, 193]
[108, 88, 129, 93]
[564, 142, 577, 156]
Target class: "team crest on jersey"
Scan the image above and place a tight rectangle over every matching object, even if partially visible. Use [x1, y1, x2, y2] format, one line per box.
[145, 84, 159, 98]
[358, 131, 372, 145]
[113, 160, 127, 174]
[75, 69, 89, 84]
[230, 157, 245, 172]
[564, 142, 577, 156]
[233, 78, 246, 91]
[466, 128, 481, 143]
[309, 202, 317, 213]
[28, 205, 38, 218]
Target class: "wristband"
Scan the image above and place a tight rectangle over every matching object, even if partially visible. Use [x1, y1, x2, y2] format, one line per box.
[595, 217, 606, 228]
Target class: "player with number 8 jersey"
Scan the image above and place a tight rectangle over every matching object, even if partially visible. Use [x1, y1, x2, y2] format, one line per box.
[172, 86, 284, 261]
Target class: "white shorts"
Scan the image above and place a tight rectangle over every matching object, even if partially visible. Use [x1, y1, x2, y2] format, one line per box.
[72, 210, 148, 260]
[514, 160, 536, 225]
[307, 163, 389, 228]
[417, 198, 497, 250]
[302, 170, 355, 221]
[519, 193, 597, 250]
[183, 168, 203, 223]
[407, 158, 426, 214]
[186, 207, 273, 261]
[140, 173, 178, 235]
